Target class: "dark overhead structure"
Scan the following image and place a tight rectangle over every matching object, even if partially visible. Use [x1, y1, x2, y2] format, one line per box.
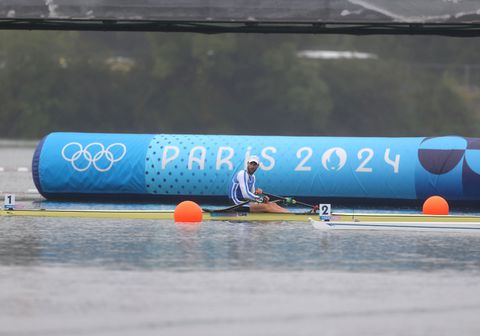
[1, 0, 480, 36]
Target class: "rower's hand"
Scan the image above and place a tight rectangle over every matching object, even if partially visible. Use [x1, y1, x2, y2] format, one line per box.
[255, 195, 269, 203]
[255, 188, 263, 195]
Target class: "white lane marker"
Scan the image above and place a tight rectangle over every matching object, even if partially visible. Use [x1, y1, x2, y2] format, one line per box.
[0, 167, 31, 172]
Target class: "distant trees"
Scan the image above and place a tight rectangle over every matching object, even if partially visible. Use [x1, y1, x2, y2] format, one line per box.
[0, 31, 478, 139]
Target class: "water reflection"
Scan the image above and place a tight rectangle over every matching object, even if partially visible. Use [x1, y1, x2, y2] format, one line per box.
[0, 221, 41, 266]
[1, 217, 480, 272]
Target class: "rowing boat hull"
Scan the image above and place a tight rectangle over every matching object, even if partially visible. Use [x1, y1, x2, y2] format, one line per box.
[310, 219, 480, 232]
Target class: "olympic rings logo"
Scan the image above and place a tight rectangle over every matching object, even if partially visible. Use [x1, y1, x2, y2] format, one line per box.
[61, 142, 127, 172]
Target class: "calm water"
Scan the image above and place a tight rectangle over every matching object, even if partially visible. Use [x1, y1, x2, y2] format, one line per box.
[1, 144, 480, 335]
[2, 217, 480, 272]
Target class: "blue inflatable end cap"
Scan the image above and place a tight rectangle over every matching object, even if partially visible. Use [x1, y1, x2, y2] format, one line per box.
[32, 136, 47, 198]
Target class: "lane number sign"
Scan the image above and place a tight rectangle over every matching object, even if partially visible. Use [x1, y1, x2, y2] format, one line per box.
[319, 203, 331, 221]
[4, 194, 15, 209]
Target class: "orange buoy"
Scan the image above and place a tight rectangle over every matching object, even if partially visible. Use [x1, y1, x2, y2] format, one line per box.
[174, 201, 203, 223]
[422, 195, 449, 215]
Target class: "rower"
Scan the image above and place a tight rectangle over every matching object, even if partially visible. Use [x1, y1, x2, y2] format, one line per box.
[229, 155, 288, 213]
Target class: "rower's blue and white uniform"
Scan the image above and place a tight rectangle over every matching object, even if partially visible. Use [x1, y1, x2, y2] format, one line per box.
[229, 169, 262, 205]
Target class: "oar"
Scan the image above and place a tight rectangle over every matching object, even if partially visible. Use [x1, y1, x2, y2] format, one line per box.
[203, 197, 282, 213]
[202, 200, 251, 213]
[263, 192, 318, 211]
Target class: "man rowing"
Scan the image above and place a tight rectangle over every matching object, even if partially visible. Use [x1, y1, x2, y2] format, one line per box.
[229, 155, 289, 213]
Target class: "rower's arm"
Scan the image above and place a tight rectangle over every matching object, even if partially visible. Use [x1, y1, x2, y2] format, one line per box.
[251, 175, 256, 194]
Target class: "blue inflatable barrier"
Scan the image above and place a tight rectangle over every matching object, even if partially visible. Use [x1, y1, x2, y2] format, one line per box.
[31, 132, 480, 204]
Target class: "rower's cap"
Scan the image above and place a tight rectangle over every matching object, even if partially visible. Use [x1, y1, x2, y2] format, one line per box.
[247, 155, 260, 165]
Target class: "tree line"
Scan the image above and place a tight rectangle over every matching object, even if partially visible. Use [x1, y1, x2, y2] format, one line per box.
[0, 31, 479, 139]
